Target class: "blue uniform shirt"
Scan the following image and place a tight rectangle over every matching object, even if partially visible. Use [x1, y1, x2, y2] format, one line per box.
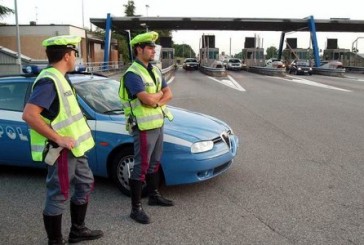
[124, 59, 167, 99]
[27, 72, 72, 120]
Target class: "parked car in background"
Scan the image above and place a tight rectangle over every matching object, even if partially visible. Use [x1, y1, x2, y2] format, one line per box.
[224, 58, 242, 70]
[265, 58, 285, 68]
[288, 59, 313, 75]
[182, 58, 199, 70]
[0, 69, 239, 196]
[319, 60, 344, 69]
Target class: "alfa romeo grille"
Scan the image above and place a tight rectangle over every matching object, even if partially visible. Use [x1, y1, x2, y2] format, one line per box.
[212, 130, 232, 149]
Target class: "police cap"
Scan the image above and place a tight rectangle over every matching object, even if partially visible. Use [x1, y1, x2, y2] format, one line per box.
[42, 35, 81, 52]
[130, 31, 158, 48]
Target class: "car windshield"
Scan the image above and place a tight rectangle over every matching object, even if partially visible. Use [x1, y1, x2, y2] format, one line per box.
[73, 78, 123, 114]
[296, 60, 309, 66]
[185, 58, 197, 63]
[229, 59, 241, 63]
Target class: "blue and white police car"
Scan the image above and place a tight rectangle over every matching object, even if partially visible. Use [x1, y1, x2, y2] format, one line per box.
[0, 70, 239, 196]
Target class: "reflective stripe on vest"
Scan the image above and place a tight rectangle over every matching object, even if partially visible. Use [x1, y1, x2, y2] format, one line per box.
[30, 68, 94, 161]
[119, 62, 173, 131]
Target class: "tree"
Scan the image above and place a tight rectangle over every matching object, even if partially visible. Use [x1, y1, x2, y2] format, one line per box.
[173, 44, 195, 58]
[266, 46, 278, 59]
[123, 0, 135, 16]
[0, 4, 14, 19]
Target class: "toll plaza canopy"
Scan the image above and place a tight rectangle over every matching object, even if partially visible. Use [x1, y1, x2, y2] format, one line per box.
[90, 16, 364, 33]
[90, 16, 364, 67]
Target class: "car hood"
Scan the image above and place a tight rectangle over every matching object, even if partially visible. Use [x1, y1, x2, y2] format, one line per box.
[165, 106, 232, 142]
[108, 106, 232, 143]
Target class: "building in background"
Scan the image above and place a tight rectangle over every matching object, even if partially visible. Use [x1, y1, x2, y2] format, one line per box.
[0, 24, 119, 74]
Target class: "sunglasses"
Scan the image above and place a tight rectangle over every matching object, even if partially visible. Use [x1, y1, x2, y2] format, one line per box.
[69, 48, 79, 57]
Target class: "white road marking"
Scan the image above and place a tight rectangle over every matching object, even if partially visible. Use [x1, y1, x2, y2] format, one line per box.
[278, 75, 352, 92]
[343, 76, 364, 82]
[167, 76, 175, 84]
[208, 75, 246, 92]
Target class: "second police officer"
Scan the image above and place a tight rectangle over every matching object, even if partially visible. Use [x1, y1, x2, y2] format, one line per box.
[119, 31, 175, 224]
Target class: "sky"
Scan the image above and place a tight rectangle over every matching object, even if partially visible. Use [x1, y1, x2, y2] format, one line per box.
[2, 0, 364, 56]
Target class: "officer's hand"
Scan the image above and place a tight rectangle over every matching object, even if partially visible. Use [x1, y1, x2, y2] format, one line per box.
[57, 136, 76, 150]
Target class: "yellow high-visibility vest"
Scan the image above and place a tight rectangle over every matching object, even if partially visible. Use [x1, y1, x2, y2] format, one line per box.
[29, 67, 94, 161]
[119, 62, 173, 132]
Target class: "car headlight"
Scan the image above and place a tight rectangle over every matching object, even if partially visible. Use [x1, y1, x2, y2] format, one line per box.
[191, 140, 213, 153]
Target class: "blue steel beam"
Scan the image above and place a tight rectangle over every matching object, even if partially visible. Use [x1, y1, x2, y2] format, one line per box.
[308, 16, 320, 67]
[278, 32, 285, 60]
[103, 13, 112, 70]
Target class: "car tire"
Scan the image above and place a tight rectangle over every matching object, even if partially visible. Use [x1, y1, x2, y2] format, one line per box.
[110, 146, 147, 197]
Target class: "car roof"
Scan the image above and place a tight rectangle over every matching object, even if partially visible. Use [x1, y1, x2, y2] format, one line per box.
[0, 72, 108, 84]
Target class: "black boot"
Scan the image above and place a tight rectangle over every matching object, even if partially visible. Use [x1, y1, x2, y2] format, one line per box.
[129, 179, 151, 224]
[68, 202, 103, 243]
[146, 172, 174, 206]
[43, 214, 67, 245]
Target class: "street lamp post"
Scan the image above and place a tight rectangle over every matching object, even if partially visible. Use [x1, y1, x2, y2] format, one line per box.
[146, 5, 149, 17]
[140, 23, 148, 32]
[14, 0, 22, 73]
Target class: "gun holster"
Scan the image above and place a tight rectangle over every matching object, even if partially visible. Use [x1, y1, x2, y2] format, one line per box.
[43, 142, 64, 166]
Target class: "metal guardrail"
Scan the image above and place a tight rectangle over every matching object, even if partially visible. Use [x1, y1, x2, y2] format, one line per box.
[312, 67, 346, 77]
[84, 61, 125, 73]
[199, 65, 227, 77]
[162, 65, 176, 82]
[343, 66, 364, 73]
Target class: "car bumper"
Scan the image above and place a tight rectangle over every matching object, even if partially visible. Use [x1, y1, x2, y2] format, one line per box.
[227, 66, 242, 70]
[162, 135, 239, 185]
[183, 65, 199, 70]
[298, 70, 312, 75]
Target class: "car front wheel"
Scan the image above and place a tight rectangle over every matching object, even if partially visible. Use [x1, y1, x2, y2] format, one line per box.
[110, 147, 147, 196]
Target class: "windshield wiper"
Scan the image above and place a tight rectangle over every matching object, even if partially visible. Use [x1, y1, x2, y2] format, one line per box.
[103, 109, 123, 114]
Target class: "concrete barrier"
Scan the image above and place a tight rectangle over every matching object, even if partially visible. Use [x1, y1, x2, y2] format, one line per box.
[247, 66, 286, 77]
[199, 65, 227, 77]
[312, 67, 346, 77]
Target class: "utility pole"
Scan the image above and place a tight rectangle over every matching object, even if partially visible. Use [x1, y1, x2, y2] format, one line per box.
[146, 5, 149, 17]
[229, 37, 231, 57]
[82, 0, 85, 28]
[14, 0, 22, 73]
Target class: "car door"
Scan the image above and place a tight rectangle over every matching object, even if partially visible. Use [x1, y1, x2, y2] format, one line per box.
[0, 81, 34, 166]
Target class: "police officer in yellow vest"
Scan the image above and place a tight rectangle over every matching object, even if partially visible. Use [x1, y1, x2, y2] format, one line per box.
[22, 35, 103, 244]
[119, 31, 174, 224]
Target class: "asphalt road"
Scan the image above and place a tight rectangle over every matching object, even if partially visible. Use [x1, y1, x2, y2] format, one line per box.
[1, 69, 364, 244]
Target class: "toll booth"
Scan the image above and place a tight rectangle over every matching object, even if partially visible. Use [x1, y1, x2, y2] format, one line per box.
[199, 34, 219, 67]
[322, 38, 364, 67]
[199, 47, 220, 67]
[282, 48, 312, 61]
[323, 49, 350, 66]
[161, 48, 175, 68]
[241, 37, 264, 67]
[242, 48, 265, 67]
[282, 38, 312, 64]
[322, 48, 364, 67]
[322, 38, 350, 65]
[159, 37, 175, 68]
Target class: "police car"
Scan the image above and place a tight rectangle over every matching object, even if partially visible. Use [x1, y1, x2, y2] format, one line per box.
[0, 70, 239, 196]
